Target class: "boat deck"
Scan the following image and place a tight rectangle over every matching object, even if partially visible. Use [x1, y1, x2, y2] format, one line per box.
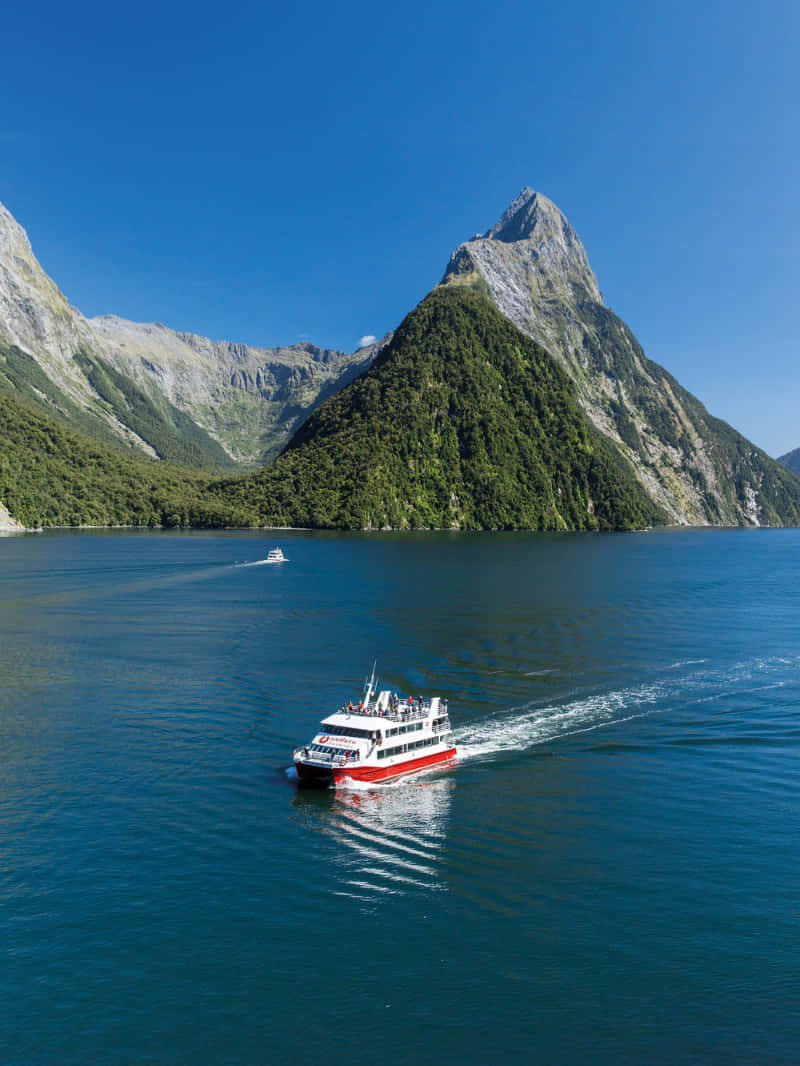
[326, 692, 447, 725]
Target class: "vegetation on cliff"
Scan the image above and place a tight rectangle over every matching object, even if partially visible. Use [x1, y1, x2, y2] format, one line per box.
[5, 286, 793, 534]
[576, 303, 800, 525]
[1, 339, 234, 471]
[73, 347, 235, 470]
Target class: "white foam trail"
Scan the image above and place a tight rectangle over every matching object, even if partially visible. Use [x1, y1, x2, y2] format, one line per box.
[455, 653, 800, 764]
[455, 681, 665, 761]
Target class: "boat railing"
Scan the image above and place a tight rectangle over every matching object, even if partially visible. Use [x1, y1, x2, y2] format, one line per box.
[294, 748, 362, 767]
[361, 701, 447, 723]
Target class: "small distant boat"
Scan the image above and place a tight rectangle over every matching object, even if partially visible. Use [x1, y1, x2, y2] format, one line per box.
[266, 548, 286, 563]
[293, 666, 457, 787]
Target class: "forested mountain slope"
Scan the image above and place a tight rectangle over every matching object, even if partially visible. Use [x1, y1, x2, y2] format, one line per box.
[0, 385, 248, 529]
[442, 189, 800, 526]
[212, 288, 665, 531]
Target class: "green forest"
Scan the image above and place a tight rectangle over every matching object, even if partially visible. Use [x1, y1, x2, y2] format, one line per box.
[215, 288, 666, 531]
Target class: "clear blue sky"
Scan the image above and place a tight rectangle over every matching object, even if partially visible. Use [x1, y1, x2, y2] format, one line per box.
[2, 0, 798, 455]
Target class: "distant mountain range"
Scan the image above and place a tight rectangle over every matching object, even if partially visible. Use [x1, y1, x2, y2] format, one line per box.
[778, 447, 800, 478]
[0, 201, 383, 468]
[1, 190, 799, 531]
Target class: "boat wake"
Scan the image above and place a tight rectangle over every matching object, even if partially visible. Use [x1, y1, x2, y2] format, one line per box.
[454, 653, 800, 763]
[455, 680, 664, 761]
[235, 558, 286, 567]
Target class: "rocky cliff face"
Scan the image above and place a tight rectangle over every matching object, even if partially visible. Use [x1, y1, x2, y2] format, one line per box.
[0, 499, 27, 533]
[442, 188, 797, 525]
[0, 201, 380, 465]
[0, 203, 160, 454]
[90, 315, 380, 463]
[0, 203, 94, 379]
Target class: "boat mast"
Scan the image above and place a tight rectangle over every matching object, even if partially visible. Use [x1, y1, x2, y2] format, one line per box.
[363, 660, 378, 707]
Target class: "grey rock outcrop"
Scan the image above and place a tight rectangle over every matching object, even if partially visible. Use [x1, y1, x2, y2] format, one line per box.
[0, 499, 27, 533]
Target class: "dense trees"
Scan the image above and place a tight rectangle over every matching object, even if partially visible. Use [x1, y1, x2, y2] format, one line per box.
[0, 389, 251, 528]
[214, 288, 665, 531]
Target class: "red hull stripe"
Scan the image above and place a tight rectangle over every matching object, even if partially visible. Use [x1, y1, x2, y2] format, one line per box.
[332, 747, 457, 784]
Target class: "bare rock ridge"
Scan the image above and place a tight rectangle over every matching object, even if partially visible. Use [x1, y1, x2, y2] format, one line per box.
[0, 201, 382, 465]
[442, 188, 796, 526]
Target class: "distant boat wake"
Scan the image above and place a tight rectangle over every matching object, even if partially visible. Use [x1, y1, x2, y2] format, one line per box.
[235, 557, 288, 567]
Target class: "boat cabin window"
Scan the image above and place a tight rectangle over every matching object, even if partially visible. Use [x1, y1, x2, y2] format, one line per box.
[385, 721, 424, 738]
[310, 744, 358, 759]
[323, 725, 371, 739]
[377, 734, 444, 759]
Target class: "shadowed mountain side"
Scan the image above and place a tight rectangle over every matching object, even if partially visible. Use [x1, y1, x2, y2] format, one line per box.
[210, 288, 666, 531]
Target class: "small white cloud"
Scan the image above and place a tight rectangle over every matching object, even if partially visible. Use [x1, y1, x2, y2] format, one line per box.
[359, 334, 377, 348]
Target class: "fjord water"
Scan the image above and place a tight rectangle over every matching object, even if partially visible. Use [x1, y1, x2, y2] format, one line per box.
[2, 529, 799, 1064]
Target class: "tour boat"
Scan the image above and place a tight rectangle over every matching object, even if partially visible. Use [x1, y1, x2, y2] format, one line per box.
[266, 547, 286, 562]
[293, 668, 457, 786]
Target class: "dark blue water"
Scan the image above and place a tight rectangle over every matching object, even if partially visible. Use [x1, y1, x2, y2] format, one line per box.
[2, 528, 799, 1064]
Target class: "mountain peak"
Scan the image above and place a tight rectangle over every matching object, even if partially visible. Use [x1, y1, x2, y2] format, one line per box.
[0, 200, 36, 262]
[484, 187, 560, 243]
[0, 200, 97, 373]
[483, 190, 597, 288]
[442, 188, 602, 315]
